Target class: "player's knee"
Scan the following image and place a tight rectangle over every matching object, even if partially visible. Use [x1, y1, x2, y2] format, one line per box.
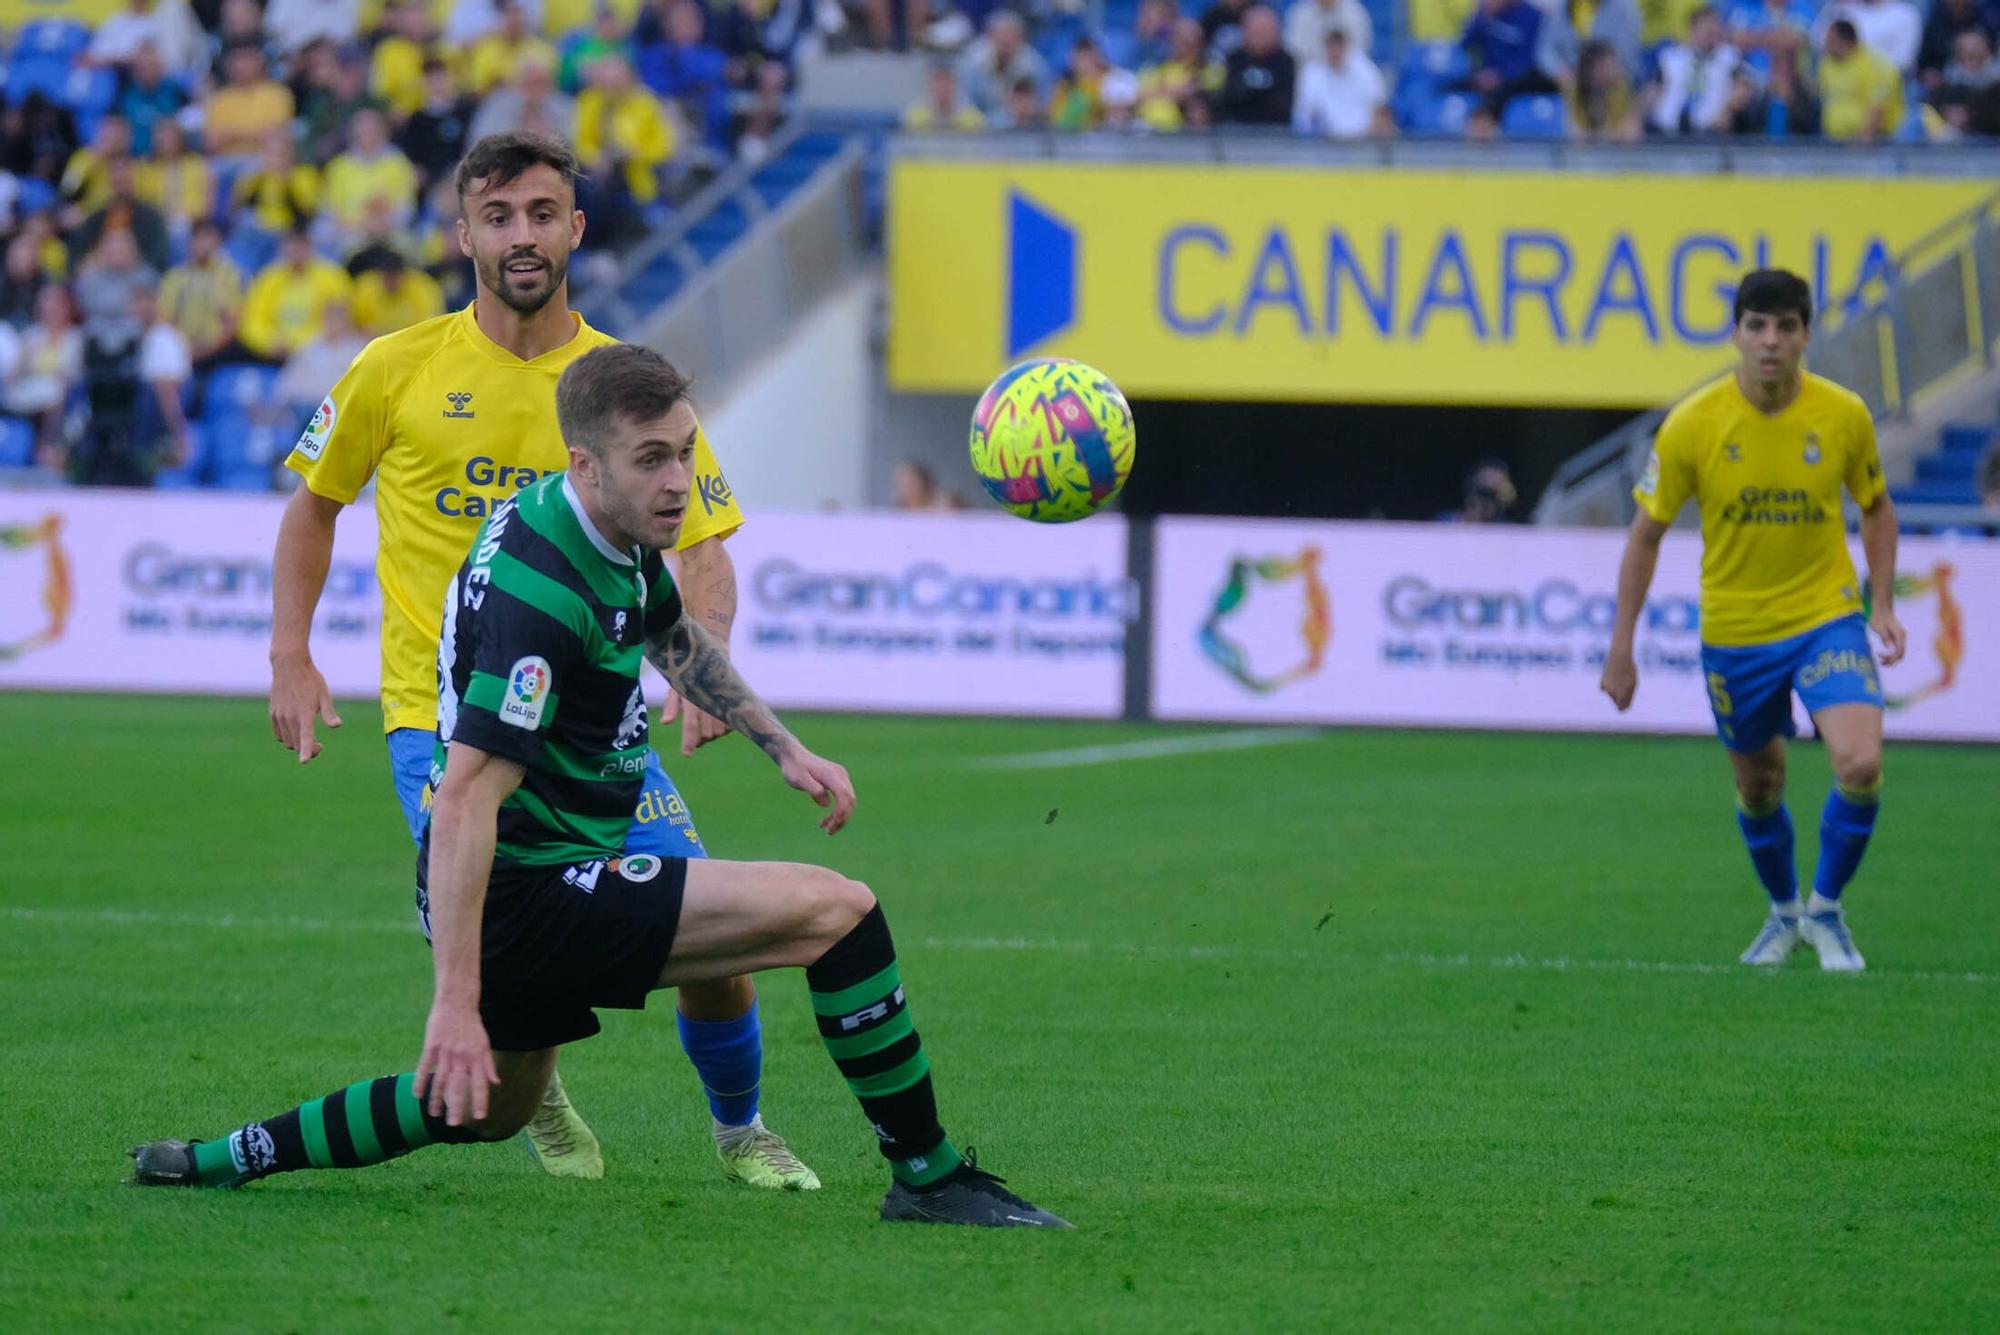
[1736, 767, 1784, 808]
[1835, 750, 1882, 792]
[802, 869, 875, 951]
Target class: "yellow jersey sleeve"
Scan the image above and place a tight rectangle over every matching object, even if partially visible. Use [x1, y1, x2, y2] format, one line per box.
[1843, 398, 1887, 509]
[285, 341, 390, 504]
[676, 422, 744, 549]
[1634, 402, 1698, 524]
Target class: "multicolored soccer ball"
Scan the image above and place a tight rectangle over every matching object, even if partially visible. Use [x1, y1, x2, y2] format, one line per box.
[968, 358, 1136, 523]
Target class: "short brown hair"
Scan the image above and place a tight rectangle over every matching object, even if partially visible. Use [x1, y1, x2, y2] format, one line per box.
[556, 345, 693, 457]
[454, 131, 584, 203]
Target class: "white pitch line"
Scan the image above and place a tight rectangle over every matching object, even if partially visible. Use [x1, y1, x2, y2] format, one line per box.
[963, 726, 1325, 771]
[3, 907, 1991, 986]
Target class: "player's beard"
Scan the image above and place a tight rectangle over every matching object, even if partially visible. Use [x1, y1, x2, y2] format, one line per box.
[478, 248, 568, 315]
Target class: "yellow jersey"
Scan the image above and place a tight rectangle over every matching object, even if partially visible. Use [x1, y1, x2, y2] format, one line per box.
[284, 304, 745, 732]
[1635, 371, 1884, 648]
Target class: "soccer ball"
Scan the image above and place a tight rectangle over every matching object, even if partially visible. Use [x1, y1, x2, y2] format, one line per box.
[968, 357, 1136, 523]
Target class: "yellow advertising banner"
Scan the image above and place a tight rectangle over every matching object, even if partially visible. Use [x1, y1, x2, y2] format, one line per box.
[887, 161, 1991, 408]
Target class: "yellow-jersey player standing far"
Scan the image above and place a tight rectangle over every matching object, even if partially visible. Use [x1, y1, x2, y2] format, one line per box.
[1602, 269, 1907, 972]
[265, 133, 818, 1190]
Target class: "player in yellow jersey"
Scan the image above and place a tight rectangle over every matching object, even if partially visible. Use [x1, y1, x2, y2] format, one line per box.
[1601, 269, 1907, 972]
[264, 133, 818, 1189]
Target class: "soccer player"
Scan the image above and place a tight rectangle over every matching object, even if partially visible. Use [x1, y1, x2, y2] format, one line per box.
[264, 132, 810, 1187]
[133, 346, 1070, 1229]
[1601, 268, 1907, 971]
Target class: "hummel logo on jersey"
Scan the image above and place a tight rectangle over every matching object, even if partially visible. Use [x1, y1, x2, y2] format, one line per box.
[444, 392, 475, 419]
[1725, 443, 1742, 463]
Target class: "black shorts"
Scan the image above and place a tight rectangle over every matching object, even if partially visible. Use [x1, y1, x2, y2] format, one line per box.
[416, 853, 689, 1051]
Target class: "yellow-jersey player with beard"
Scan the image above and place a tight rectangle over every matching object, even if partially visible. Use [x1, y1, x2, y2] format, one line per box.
[1601, 268, 1907, 975]
[265, 132, 817, 1194]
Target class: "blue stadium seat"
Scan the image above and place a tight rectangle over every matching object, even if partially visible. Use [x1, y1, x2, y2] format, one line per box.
[1501, 94, 1564, 139]
[16, 176, 56, 214]
[216, 465, 279, 491]
[625, 254, 684, 311]
[203, 364, 281, 420]
[0, 417, 35, 468]
[685, 197, 752, 262]
[1892, 480, 1980, 506]
[15, 19, 92, 60]
[1405, 90, 1475, 136]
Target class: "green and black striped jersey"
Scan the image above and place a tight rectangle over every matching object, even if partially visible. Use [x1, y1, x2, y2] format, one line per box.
[429, 472, 683, 867]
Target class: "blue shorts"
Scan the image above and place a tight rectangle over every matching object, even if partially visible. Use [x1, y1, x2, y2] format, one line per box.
[1698, 615, 1884, 754]
[387, 728, 710, 858]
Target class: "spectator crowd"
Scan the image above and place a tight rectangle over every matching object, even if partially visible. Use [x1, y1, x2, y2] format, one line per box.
[1, 0, 811, 486]
[900, 0, 2000, 144]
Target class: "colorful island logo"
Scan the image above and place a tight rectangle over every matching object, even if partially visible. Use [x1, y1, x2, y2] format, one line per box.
[1868, 564, 1965, 711]
[0, 515, 71, 664]
[1199, 547, 1332, 695]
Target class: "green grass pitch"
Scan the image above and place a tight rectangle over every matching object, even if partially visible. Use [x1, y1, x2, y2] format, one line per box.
[1, 693, 1995, 1331]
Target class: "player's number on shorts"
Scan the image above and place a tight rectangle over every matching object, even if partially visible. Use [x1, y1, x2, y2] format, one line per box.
[1706, 672, 1734, 717]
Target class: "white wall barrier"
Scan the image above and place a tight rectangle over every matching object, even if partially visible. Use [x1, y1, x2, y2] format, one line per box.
[0, 492, 1137, 719]
[1151, 517, 2000, 743]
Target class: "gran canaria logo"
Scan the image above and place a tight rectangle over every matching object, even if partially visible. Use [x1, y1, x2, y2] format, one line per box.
[1200, 547, 1332, 694]
[0, 515, 72, 663]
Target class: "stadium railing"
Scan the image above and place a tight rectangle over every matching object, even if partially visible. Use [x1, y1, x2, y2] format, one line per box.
[1536, 187, 2000, 530]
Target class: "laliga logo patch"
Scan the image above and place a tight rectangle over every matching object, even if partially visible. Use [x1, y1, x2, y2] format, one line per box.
[611, 854, 662, 883]
[294, 396, 336, 461]
[499, 655, 552, 730]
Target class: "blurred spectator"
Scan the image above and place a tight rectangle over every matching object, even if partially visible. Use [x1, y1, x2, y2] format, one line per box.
[562, 4, 638, 91]
[1099, 68, 1162, 130]
[60, 115, 134, 219]
[88, 0, 169, 70]
[447, 0, 546, 47]
[1820, 16, 1905, 138]
[207, 44, 298, 160]
[71, 157, 172, 274]
[1640, 0, 1708, 47]
[0, 319, 18, 409]
[344, 195, 425, 274]
[119, 45, 191, 156]
[72, 280, 192, 486]
[1928, 29, 2000, 135]
[371, 1, 448, 118]
[74, 229, 157, 356]
[1221, 5, 1297, 123]
[135, 120, 215, 252]
[956, 12, 1052, 117]
[1979, 438, 2000, 513]
[1455, 0, 1556, 120]
[135, 285, 195, 468]
[903, 61, 988, 129]
[891, 458, 966, 510]
[1292, 28, 1389, 136]
[2, 95, 81, 188]
[1918, 0, 2000, 92]
[1444, 458, 1518, 522]
[859, 0, 930, 51]
[1051, 37, 1115, 130]
[299, 48, 384, 166]
[414, 180, 475, 308]
[1202, 0, 1255, 53]
[1284, 0, 1373, 69]
[469, 2, 561, 96]
[69, 230, 164, 485]
[1649, 6, 1741, 134]
[232, 129, 323, 235]
[2, 287, 81, 457]
[209, 0, 278, 76]
[277, 299, 368, 424]
[1538, 0, 1643, 88]
[321, 109, 420, 251]
[1141, 18, 1226, 123]
[159, 218, 250, 371]
[241, 226, 355, 362]
[1, 234, 47, 327]
[469, 55, 580, 143]
[265, 0, 363, 54]
[351, 254, 445, 337]
[1124, 0, 1181, 69]
[576, 54, 676, 234]
[1568, 39, 1642, 138]
[1815, 0, 1922, 75]
[1001, 74, 1049, 129]
[399, 59, 479, 190]
[1728, 36, 1822, 132]
[718, 0, 803, 157]
[638, 0, 732, 148]
[1725, 0, 1814, 74]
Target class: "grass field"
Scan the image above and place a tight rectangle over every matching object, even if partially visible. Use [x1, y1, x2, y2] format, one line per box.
[1, 693, 1996, 1332]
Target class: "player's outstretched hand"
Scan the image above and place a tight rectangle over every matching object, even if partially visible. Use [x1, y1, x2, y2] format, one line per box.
[269, 654, 342, 763]
[415, 1001, 498, 1128]
[1600, 650, 1639, 712]
[660, 689, 731, 757]
[1871, 607, 1908, 668]
[777, 744, 857, 835]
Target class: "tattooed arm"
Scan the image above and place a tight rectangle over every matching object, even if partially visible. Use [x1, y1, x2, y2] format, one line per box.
[646, 614, 857, 833]
[660, 535, 737, 756]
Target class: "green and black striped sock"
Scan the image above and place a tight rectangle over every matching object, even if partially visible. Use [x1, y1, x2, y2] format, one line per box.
[808, 904, 964, 1188]
[189, 1073, 479, 1186]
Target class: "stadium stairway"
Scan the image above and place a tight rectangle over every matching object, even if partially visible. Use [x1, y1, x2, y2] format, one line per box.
[1894, 419, 1993, 509]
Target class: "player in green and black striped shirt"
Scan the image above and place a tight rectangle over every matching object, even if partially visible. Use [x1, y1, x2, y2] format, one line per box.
[129, 345, 1068, 1228]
